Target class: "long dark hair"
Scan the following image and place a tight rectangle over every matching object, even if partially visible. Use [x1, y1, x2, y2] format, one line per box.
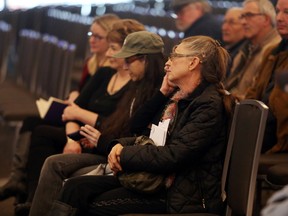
[100, 52, 165, 138]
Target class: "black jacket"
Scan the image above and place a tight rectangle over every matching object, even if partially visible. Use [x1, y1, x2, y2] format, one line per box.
[115, 82, 228, 214]
[184, 14, 222, 42]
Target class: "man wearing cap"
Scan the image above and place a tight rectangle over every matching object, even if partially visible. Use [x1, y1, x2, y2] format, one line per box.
[170, 0, 222, 41]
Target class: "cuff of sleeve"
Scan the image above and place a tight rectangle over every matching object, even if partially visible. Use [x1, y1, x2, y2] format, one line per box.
[95, 116, 102, 129]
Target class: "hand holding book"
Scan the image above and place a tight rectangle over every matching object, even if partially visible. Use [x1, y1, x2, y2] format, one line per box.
[62, 103, 82, 122]
[36, 97, 69, 125]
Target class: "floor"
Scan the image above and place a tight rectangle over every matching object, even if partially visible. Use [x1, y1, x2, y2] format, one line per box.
[0, 123, 18, 216]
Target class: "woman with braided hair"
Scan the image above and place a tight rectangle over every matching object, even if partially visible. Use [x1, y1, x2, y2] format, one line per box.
[48, 35, 236, 216]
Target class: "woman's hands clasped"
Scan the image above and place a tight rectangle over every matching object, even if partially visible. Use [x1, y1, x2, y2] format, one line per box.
[108, 144, 123, 175]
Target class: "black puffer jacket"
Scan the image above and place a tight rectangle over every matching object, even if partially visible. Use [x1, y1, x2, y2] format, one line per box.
[116, 82, 228, 214]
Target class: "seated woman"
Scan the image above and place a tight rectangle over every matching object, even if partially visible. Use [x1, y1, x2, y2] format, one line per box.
[14, 19, 148, 215]
[48, 35, 236, 216]
[0, 13, 120, 202]
[26, 29, 165, 216]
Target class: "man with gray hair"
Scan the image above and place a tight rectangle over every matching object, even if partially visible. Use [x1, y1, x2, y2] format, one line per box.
[225, 0, 281, 99]
[222, 7, 246, 77]
[170, 0, 222, 40]
[245, 0, 288, 153]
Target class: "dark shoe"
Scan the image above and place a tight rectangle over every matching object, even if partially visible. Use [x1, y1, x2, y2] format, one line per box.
[0, 179, 27, 201]
[48, 201, 77, 216]
[14, 202, 31, 216]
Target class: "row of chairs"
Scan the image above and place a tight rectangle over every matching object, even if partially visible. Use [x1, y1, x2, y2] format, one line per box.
[0, 20, 12, 83]
[9, 29, 76, 99]
[0, 27, 76, 148]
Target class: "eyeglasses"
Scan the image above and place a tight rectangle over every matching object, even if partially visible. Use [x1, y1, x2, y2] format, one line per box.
[87, 32, 106, 41]
[239, 12, 264, 19]
[223, 19, 241, 26]
[169, 52, 196, 61]
[124, 55, 144, 65]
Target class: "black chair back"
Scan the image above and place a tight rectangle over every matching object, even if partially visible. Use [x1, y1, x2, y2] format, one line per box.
[226, 99, 268, 216]
[119, 100, 269, 216]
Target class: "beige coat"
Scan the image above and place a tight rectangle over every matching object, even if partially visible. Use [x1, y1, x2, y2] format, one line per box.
[246, 40, 288, 153]
[225, 29, 281, 99]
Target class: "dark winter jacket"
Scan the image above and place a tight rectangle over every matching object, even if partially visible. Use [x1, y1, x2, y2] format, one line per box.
[115, 82, 228, 214]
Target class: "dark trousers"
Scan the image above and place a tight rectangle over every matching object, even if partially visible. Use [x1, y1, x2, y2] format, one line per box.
[59, 175, 167, 216]
[26, 125, 66, 202]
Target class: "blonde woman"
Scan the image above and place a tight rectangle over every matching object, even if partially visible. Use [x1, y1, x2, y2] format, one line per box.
[69, 13, 120, 102]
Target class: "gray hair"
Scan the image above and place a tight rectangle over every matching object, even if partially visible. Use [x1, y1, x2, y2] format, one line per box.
[243, 0, 276, 27]
[180, 36, 229, 83]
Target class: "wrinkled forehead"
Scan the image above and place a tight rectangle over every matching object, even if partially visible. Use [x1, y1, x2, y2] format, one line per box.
[243, 1, 260, 12]
[225, 9, 243, 20]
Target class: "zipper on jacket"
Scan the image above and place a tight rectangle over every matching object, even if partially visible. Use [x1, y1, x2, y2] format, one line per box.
[196, 171, 206, 209]
[202, 198, 206, 209]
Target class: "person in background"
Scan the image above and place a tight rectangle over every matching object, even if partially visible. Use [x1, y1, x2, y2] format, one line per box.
[170, 0, 222, 41]
[0, 13, 119, 204]
[13, 19, 147, 216]
[222, 7, 246, 77]
[47, 35, 235, 216]
[225, 0, 281, 99]
[69, 13, 120, 102]
[245, 0, 288, 153]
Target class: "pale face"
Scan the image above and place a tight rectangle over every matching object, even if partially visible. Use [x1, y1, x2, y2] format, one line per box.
[240, 2, 268, 41]
[165, 44, 196, 86]
[276, 0, 288, 39]
[105, 42, 125, 71]
[175, 3, 201, 31]
[123, 56, 146, 81]
[88, 23, 109, 54]
[222, 9, 245, 44]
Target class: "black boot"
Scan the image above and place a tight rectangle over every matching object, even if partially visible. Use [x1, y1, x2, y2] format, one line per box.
[48, 201, 77, 216]
[14, 202, 31, 216]
[0, 179, 26, 201]
[0, 132, 31, 201]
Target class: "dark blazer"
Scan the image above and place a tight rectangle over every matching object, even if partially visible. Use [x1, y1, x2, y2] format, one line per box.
[184, 13, 222, 42]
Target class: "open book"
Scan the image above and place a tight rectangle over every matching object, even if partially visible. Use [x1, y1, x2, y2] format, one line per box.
[36, 97, 68, 125]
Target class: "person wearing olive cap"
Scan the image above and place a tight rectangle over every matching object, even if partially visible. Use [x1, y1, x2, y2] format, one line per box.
[171, 0, 222, 41]
[29, 30, 165, 216]
[114, 31, 165, 82]
[47, 35, 235, 216]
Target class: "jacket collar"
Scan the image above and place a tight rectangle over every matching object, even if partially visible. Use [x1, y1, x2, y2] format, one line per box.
[180, 80, 210, 102]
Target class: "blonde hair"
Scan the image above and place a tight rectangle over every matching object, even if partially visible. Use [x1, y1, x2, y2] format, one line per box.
[92, 13, 120, 32]
[181, 36, 229, 84]
[88, 14, 120, 74]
